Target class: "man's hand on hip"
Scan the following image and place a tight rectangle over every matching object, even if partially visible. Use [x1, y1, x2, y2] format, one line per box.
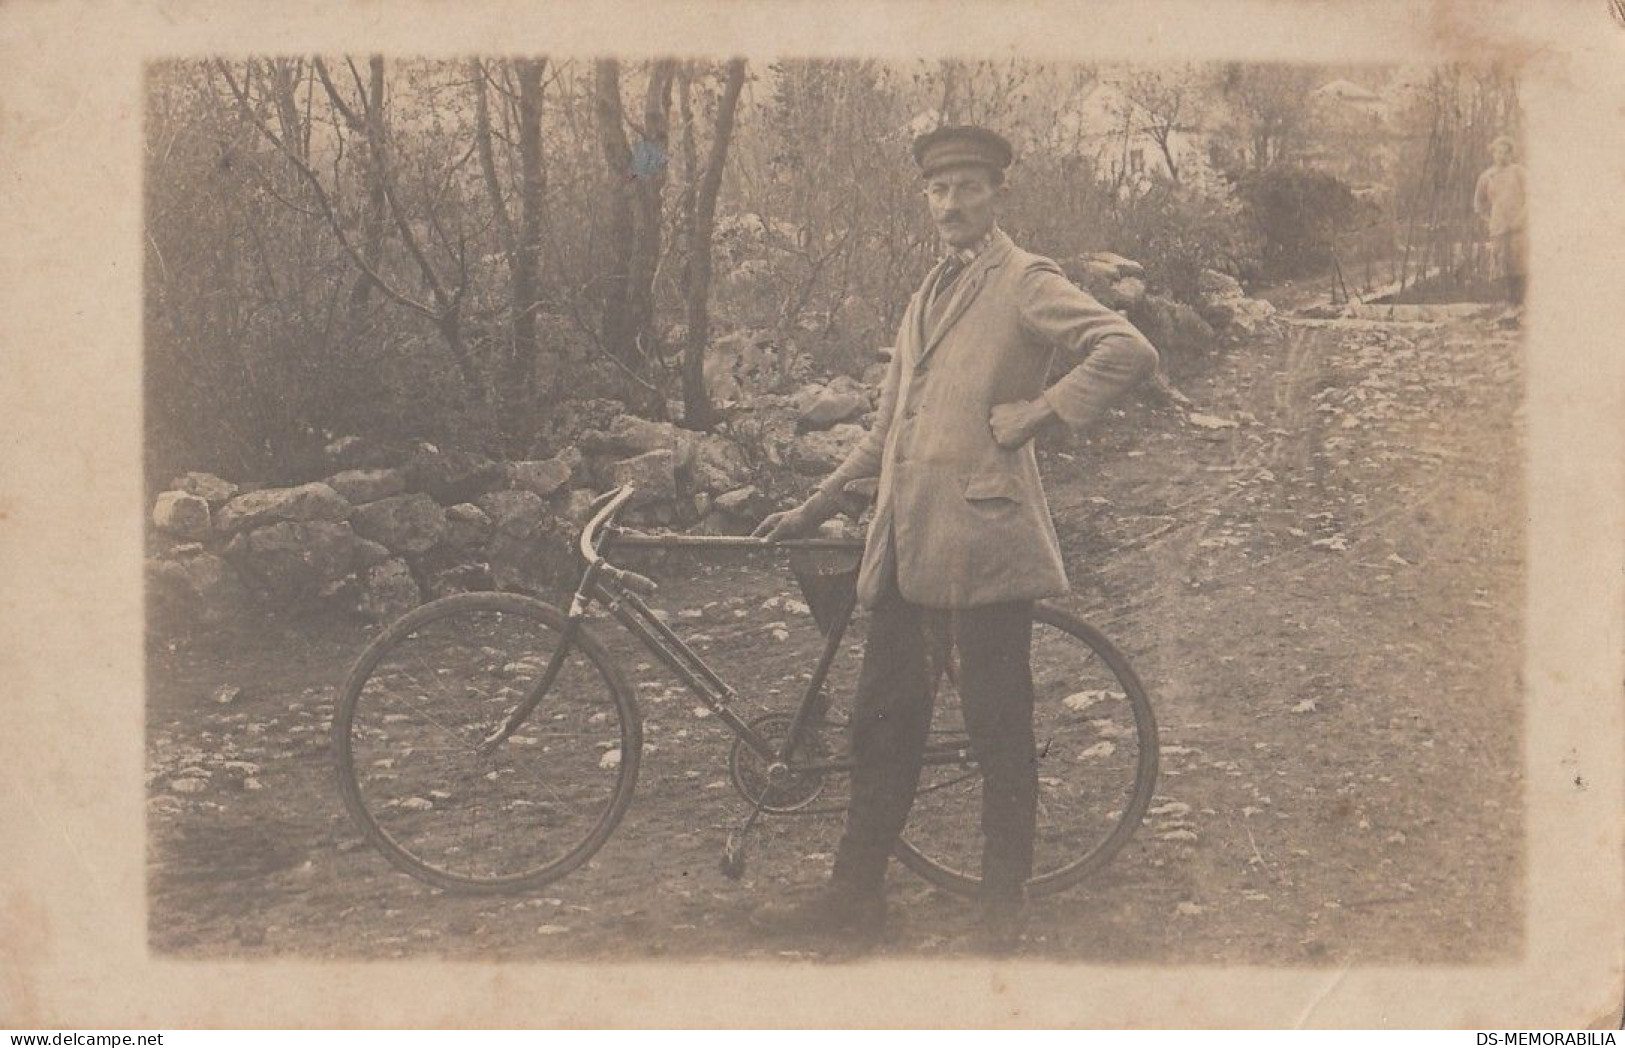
[990, 397, 1058, 449]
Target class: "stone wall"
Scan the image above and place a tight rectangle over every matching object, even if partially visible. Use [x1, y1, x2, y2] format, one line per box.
[147, 379, 879, 630]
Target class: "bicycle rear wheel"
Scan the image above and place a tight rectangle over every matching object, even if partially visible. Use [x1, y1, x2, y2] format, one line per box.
[333, 592, 641, 893]
[893, 604, 1158, 898]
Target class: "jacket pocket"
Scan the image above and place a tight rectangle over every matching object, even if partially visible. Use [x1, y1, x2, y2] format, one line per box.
[962, 472, 1023, 504]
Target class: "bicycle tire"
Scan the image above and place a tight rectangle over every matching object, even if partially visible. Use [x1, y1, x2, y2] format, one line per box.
[333, 592, 641, 893]
[892, 603, 1158, 898]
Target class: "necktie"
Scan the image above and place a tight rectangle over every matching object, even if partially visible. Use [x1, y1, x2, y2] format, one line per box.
[927, 255, 965, 332]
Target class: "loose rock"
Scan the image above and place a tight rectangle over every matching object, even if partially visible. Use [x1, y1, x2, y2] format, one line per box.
[147, 548, 247, 625]
[425, 562, 495, 599]
[357, 559, 422, 623]
[223, 520, 358, 601]
[352, 538, 393, 569]
[324, 468, 406, 506]
[215, 483, 351, 535]
[169, 472, 239, 507]
[476, 490, 550, 539]
[788, 424, 864, 475]
[152, 491, 212, 541]
[509, 456, 573, 498]
[612, 449, 677, 507]
[797, 385, 869, 431]
[443, 503, 494, 551]
[350, 493, 448, 555]
[714, 486, 765, 517]
[562, 489, 599, 526]
[404, 449, 506, 505]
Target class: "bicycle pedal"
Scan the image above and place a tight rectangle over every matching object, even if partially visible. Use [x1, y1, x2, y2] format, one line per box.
[720, 842, 747, 880]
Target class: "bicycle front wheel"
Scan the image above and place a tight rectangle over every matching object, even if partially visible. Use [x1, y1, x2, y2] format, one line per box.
[894, 604, 1158, 898]
[334, 592, 641, 893]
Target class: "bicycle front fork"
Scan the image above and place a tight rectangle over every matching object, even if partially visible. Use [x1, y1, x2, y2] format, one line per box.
[478, 618, 582, 755]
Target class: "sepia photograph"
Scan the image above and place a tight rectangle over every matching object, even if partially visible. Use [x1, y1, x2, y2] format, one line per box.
[143, 55, 1525, 963]
[3, 0, 1623, 1030]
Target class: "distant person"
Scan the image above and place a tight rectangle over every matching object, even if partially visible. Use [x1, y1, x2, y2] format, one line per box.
[1473, 135, 1527, 311]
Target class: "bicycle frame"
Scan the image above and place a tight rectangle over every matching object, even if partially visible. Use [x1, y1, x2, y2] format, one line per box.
[488, 486, 979, 778]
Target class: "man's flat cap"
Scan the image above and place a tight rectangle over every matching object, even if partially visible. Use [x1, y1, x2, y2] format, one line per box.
[912, 125, 1014, 178]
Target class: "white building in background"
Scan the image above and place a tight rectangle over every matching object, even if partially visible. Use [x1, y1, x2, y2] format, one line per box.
[1043, 77, 1224, 196]
[904, 69, 1409, 200]
[1310, 79, 1387, 117]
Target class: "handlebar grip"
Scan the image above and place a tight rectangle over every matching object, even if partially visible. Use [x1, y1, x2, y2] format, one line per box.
[609, 565, 659, 597]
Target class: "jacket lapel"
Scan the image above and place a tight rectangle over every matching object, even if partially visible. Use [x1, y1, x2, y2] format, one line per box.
[913, 258, 952, 355]
[919, 230, 1013, 363]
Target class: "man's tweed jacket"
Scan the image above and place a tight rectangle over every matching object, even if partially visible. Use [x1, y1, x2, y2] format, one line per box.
[816, 228, 1159, 609]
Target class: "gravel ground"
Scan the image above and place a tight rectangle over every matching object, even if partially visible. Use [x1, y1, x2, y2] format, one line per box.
[147, 314, 1524, 963]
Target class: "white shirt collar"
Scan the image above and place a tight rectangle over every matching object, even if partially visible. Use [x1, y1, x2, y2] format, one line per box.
[943, 226, 999, 267]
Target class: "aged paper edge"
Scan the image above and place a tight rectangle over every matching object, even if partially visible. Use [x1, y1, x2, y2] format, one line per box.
[0, 0, 1621, 1029]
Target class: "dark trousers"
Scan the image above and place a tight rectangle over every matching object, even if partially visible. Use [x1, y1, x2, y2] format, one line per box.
[830, 566, 1038, 900]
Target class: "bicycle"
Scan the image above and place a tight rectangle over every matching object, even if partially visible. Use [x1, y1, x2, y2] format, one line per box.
[333, 485, 1159, 898]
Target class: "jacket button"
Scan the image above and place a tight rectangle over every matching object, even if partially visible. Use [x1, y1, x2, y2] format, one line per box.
[904, 407, 919, 420]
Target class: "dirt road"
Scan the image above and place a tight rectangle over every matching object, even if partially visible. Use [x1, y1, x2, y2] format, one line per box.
[147, 313, 1524, 962]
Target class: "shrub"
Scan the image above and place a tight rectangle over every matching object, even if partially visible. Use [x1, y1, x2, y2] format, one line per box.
[1237, 166, 1365, 280]
[1103, 183, 1264, 301]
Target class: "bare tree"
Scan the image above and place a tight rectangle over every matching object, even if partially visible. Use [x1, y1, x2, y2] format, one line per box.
[593, 58, 676, 417]
[676, 58, 746, 431]
[1214, 63, 1319, 171]
[224, 57, 482, 398]
[472, 57, 548, 407]
[313, 56, 388, 311]
[1120, 68, 1196, 184]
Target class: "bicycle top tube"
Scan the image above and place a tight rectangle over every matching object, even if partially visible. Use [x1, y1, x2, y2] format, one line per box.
[606, 530, 865, 553]
[581, 485, 866, 561]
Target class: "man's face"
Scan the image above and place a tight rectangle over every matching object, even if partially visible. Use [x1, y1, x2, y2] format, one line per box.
[1491, 141, 1513, 166]
[924, 165, 1003, 249]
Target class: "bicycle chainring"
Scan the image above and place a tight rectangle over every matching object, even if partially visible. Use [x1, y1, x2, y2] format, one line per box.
[727, 713, 832, 814]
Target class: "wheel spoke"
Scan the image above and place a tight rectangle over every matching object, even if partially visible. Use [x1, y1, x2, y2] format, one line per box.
[335, 595, 640, 892]
[895, 606, 1158, 897]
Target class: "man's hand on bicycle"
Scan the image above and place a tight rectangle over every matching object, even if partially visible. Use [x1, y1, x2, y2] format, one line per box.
[752, 493, 837, 543]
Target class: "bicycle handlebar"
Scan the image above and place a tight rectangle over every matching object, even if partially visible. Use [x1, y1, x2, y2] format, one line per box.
[579, 487, 659, 597]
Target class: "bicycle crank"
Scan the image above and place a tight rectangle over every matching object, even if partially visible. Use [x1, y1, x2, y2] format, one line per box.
[727, 713, 833, 813]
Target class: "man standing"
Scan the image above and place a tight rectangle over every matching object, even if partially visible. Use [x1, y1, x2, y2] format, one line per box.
[1473, 135, 1528, 313]
[752, 125, 1159, 950]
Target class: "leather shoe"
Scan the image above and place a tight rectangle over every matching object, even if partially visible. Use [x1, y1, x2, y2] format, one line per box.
[974, 891, 1029, 955]
[749, 884, 887, 944]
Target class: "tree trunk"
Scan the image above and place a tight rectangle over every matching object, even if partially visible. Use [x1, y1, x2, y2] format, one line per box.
[350, 56, 387, 309]
[680, 58, 745, 431]
[511, 58, 546, 397]
[594, 58, 673, 418]
[1154, 126, 1180, 184]
[268, 59, 307, 163]
[593, 60, 641, 407]
[475, 58, 547, 411]
[628, 61, 675, 416]
[422, 301, 479, 401]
